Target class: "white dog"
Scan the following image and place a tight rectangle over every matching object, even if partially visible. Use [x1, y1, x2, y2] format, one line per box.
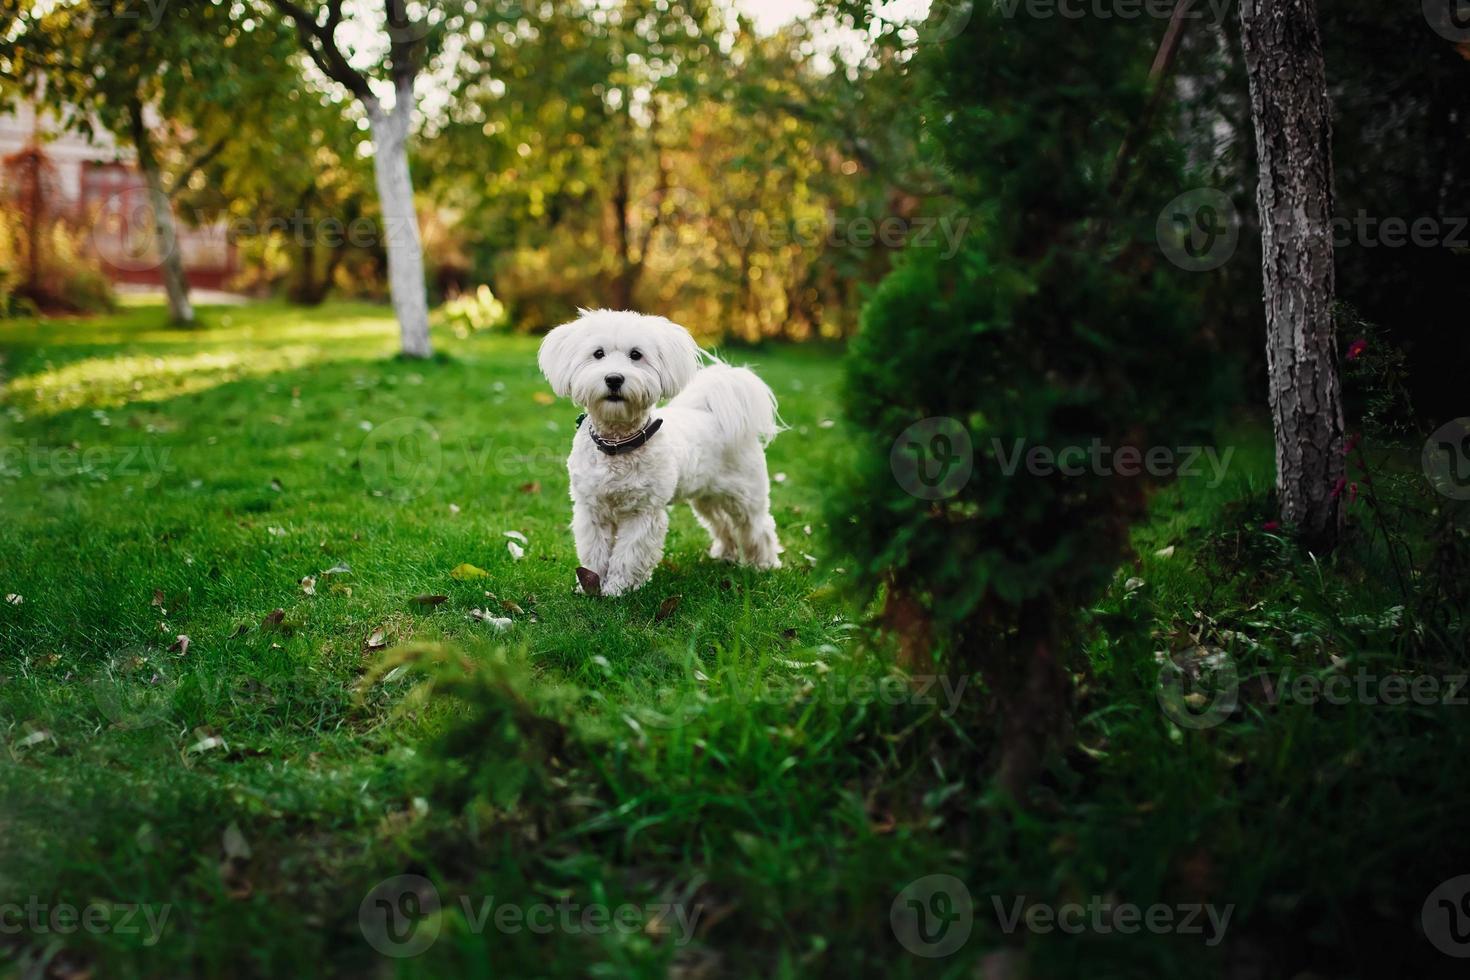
[537, 309, 783, 596]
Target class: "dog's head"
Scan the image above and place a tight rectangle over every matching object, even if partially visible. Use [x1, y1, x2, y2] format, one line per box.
[537, 310, 703, 425]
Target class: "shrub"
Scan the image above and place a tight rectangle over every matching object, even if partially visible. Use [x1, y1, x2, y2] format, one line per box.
[0, 199, 115, 317]
[832, 8, 1225, 795]
[436, 283, 511, 337]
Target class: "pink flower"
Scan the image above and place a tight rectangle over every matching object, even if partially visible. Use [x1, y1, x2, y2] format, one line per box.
[1330, 477, 1347, 499]
[1346, 338, 1368, 361]
[1263, 520, 1281, 532]
[1343, 433, 1360, 455]
[1348, 482, 1359, 503]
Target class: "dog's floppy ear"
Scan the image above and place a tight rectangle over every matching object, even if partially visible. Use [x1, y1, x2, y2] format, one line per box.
[648, 316, 703, 399]
[537, 317, 583, 398]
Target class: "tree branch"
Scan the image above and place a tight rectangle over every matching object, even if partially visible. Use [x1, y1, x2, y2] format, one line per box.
[268, 0, 373, 103]
[168, 134, 228, 199]
[385, 0, 421, 92]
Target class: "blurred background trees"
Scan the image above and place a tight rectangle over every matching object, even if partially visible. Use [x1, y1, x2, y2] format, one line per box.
[0, 0, 1463, 399]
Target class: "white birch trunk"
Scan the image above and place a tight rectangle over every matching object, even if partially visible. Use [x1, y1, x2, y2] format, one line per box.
[365, 86, 432, 359]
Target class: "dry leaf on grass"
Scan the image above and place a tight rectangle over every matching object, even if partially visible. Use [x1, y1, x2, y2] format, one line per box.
[655, 595, 682, 622]
[468, 609, 513, 630]
[576, 567, 603, 596]
[450, 563, 491, 581]
[412, 594, 449, 608]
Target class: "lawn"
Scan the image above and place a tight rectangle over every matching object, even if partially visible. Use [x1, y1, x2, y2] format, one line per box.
[2, 302, 1466, 978]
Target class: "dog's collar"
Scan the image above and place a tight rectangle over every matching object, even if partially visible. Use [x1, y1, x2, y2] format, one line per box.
[575, 413, 664, 456]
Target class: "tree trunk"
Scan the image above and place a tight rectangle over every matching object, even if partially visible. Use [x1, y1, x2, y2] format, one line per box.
[986, 602, 1072, 801]
[366, 94, 432, 359]
[128, 100, 193, 326]
[1239, 0, 1344, 551]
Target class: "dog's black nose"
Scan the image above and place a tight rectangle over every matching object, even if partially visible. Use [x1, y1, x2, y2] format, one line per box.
[604, 374, 625, 391]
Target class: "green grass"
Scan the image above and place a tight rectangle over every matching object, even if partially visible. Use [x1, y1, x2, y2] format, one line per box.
[2, 302, 1467, 978]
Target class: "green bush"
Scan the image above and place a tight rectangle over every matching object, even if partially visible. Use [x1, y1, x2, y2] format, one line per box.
[0, 208, 115, 317]
[436, 283, 511, 337]
[833, 9, 1225, 793]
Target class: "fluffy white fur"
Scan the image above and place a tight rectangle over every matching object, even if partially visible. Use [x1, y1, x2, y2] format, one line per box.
[538, 309, 783, 597]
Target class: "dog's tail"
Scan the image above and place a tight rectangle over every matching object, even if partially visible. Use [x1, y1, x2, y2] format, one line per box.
[668, 362, 783, 445]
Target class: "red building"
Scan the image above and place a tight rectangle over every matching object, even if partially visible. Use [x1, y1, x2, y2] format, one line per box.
[0, 101, 238, 291]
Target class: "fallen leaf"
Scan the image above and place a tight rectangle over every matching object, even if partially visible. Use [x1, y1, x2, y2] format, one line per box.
[222, 822, 252, 861]
[186, 732, 226, 754]
[412, 594, 449, 607]
[269, 478, 284, 492]
[819, 419, 836, 429]
[450, 563, 491, 581]
[468, 609, 513, 630]
[261, 608, 286, 629]
[267, 526, 287, 537]
[1125, 577, 1146, 592]
[501, 599, 525, 615]
[169, 634, 190, 656]
[365, 626, 390, 650]
[519, 482, 541, 494]
[533, 391, 556, 406]
[14, 729, 52, 749]
[449, 503, 461, 515]
[774, 472, 788, 483]
[220, 822, 253, 900]
[1154, 546, 1176, 559]
[300, 575, 317, 596]
[5, 593, 23, 605]
[507, 541, 525, 560]
[321, 563, 351, 576]
[504, 530, 528, 544]
[655, 595, 682, 622]
[152, 589, 165, 607]
[576, 566, 603, 596]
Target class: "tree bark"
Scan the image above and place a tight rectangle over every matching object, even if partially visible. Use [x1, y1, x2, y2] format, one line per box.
[366, 91, 431, 359]
[987, 602, 1072, 801]
[1239, 0, 1344, 550]
[127, 99, 194, 326]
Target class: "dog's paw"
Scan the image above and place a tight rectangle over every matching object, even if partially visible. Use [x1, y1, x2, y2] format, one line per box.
[575, 566, 603, 596]
[708, 541, 736, 562]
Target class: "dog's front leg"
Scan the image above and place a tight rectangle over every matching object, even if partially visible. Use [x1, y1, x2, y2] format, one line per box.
[601, 508, 669, 596]
[572, 500, 614, 585]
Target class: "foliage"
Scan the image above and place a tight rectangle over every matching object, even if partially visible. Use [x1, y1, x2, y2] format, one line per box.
[425, 0, 927, 340]
[0, 179, 115, 315]
[831, 5, 1224, 788]
[436, 283, 510, 336]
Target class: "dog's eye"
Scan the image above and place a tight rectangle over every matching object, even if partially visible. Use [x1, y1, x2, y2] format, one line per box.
[629, 349, 642, 361]
[593, 348, 604, 360]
